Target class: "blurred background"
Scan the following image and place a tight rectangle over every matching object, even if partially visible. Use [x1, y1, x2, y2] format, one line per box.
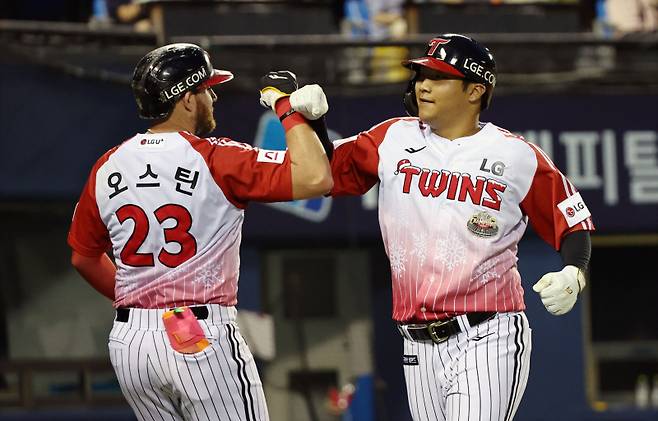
[0, 0, 657, 420]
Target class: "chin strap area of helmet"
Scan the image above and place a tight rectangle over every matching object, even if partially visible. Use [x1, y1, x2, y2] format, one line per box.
[402, 77, 419, 117]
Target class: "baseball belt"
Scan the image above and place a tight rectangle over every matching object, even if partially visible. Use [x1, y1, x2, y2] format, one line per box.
[398, 312, 496, 344]
[115, 305, 209, 322]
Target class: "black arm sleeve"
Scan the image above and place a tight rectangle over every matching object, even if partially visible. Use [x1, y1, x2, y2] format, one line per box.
[308, 116, 333, 161]
[559, 230, 591, 271]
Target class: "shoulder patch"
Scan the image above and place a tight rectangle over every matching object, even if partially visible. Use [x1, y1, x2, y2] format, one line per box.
[256, 149, 286, 164]
[557, 192, 591, 227]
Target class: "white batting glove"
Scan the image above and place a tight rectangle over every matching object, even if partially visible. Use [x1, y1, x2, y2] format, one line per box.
[532, 265, 586, 316]
[259, 70, 298, 111]
[290, 84, 328, 120]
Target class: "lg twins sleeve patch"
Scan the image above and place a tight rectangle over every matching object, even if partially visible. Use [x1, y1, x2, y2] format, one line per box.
[256, 149, 286, 164]
[557, 192, 591, 227]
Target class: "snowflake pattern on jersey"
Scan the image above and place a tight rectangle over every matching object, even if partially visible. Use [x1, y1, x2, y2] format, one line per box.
[160, 263, 193, 284]
[389, 240, 407, 279]
[472, 255, 500, 285]
[120, 279, 140, 294]
[435, 232, 466, 271]
[194, 266, 223, 288]
[410, 232, 428, 266]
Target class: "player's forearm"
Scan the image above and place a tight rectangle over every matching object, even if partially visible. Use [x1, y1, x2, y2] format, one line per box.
[559, 230, 591, 272]
[286, 123, 333, 199]
[71, 251, 116, 300]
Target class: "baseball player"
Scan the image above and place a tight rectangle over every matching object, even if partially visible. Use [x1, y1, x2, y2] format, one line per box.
[309, 34, 594, 420]
[67, 44, 331, 421]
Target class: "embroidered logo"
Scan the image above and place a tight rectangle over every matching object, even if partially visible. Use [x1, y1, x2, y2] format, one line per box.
[467, 211, 499, 238]
[405, 146, 427, 154]
[403, 355, 419, 365]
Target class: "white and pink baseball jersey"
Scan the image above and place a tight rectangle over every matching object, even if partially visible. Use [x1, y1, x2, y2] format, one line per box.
[331, 118, 595, 322]
[68, 131, 291, 309]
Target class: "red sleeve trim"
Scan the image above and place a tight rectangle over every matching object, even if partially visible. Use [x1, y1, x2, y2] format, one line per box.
[180, 132, 293, 208]
[68, 146, 119, 256]
[520, 141, 594, 250]
[330, 117, 404, 196]
[67, 234, 107, 257]
[181, 132, 249, 208]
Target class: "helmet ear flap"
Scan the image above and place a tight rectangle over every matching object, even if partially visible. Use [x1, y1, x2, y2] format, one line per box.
[403, 78, 418, 117]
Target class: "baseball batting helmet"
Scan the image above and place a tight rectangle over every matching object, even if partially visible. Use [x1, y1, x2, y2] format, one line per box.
[131, 43, 234, 119]
[402, 34, 497, 116]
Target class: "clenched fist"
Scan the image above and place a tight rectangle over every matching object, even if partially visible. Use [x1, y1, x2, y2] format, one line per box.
[259, 71, 328, 120]
[289, 84, 328, 120]
[532, 265, 586, 316]
[259, 70, 298, 110]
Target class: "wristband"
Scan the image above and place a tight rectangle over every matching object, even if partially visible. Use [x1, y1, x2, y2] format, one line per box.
[279, 108, 297, 122]
[274, 97, 307, 131]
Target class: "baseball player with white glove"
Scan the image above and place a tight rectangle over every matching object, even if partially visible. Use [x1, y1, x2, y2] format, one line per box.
[533, 265, 587, 315]
[68, 44, 331, 421]
[310, 33, 594, 420]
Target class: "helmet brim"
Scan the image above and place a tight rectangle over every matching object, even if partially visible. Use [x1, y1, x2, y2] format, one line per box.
[402, 57, 465, 78]
[200, 69, 234, 89]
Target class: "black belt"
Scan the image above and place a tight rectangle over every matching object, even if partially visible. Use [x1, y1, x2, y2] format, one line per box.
[115, 306, 209, 323]
[399, 312, 496, 344]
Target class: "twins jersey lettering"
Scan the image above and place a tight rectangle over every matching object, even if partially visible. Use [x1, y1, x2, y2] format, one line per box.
[68, 131, 292, 308]
[330, 119, 594, 322]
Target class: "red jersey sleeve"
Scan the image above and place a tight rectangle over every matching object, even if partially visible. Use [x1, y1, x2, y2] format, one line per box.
[330, 118, 400, 196]
[183, 134, 293, 208]
[68, 151, 115, 257]
[520, 142, 595, 250]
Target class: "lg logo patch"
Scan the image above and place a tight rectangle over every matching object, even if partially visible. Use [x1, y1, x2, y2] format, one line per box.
[558, 193, 591, 228]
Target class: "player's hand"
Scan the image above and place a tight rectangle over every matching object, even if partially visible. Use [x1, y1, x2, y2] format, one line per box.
[259, 70, 298, 110]
[290, 84, 329, 120]
[532, 265, 586, 316]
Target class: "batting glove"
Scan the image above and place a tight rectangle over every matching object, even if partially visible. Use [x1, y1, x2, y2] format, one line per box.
[289, 84, 329, 120]
[259, 70, 298, 110]
[532, 265, 586, 316]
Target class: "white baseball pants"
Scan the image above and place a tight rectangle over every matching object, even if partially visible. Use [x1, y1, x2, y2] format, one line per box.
[402, 312, 532, 421]
[108, 305, 269, 421]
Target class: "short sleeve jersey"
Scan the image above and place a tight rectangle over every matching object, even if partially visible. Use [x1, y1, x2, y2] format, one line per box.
[331, 119, 595, 322]
[68, 131, 292, 309]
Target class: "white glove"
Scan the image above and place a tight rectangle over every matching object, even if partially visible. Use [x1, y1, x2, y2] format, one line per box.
[259, 70, 298, 111]
[289, 84, 328, 120]
[532, 265, 586, 316]
[259, 87, 287, 111]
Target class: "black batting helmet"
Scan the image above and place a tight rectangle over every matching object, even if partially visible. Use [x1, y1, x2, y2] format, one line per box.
[131, 43, 234, 119]
[402, 34, 497, 116]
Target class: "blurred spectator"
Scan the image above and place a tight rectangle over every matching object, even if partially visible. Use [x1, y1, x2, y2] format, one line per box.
[343, 0, 407, 39]
[90, 0, 151, 31]
[604, 0, 658, 33]
[111, 0, 152, 32]
[341, 0, 410, 83]
[343, 0, 371, 37]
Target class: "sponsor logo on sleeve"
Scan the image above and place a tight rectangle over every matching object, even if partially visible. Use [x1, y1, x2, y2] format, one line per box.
[256, 149, 286, 164]
[253, 111, 339, 222]
[557, 192, 591, 227]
